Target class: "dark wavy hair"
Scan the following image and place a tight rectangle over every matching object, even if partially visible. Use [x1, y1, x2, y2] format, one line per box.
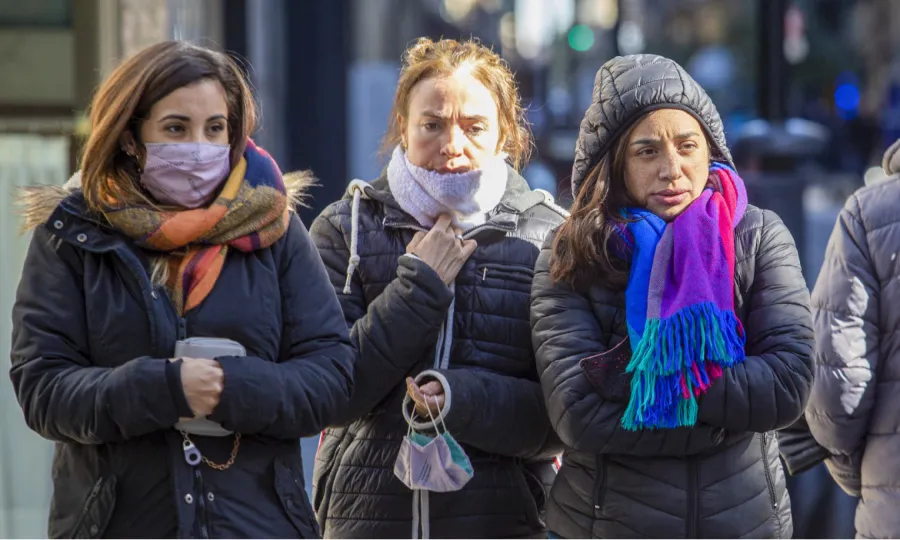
[550, 115, 715, 291]
[549, 127, 637, 291]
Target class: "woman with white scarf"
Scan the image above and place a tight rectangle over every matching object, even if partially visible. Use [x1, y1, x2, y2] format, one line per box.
[309, 38, 567, 538]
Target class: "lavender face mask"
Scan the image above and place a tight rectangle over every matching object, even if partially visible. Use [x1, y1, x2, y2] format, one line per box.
[393, 400, 474, 493]
[140, 142, 231, 208]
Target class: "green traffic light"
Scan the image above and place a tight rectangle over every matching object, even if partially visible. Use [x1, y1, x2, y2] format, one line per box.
[568, 24, 595, 52]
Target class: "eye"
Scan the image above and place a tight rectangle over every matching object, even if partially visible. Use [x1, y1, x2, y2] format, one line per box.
[468, 124, 486, 135]
[164, 124, 185, 134]
[637, 147, 655, 157]
[423, 121, 440, 131]
[208, 123, 226, 134]
[680, 141, 699, 152]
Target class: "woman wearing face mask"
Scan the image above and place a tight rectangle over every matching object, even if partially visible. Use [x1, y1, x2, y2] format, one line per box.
[310, 38, 567, 538]
[530, 54, 815, 539]
[11, 41, 354, 539]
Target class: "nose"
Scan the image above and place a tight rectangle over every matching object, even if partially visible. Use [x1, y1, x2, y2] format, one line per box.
[441, 125, 465, 158]
[658, 147, 682, 182]
[189, 127, 210, 144]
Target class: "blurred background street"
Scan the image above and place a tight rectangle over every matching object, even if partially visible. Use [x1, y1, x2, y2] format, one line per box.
[0, 0, 894, 537]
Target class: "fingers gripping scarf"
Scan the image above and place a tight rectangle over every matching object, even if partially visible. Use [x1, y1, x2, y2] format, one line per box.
[616, 163, 748, 430]
[105, 140, 290, 315]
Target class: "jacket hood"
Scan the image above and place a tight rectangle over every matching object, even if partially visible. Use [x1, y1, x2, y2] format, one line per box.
[883, 137, 900, 175]
[18, 169, 315, 233]
[571, 54, 734, 198]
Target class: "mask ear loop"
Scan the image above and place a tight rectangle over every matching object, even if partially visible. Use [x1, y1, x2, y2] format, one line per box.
[424, 395, 450, 435]
[425, 396, 441, 434]
[404, 395, 417, 438]
[403, 392, 437, 436]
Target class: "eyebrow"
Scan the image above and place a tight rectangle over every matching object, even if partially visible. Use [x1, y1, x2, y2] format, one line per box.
[630, 131, 702, 146]
[158, 114, 227, 123]
[421, 110, 489, 123]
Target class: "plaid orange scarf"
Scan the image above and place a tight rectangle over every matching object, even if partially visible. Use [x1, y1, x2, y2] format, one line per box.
[105, 140, 289, 314]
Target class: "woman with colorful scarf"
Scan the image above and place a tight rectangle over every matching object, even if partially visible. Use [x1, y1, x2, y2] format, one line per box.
[309, 38, 567, 538]
[10, 41, 354, 538]
[531, 54, 814, 539]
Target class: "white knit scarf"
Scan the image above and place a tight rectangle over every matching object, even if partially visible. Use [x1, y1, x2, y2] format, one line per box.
[387, 145, 508, 229]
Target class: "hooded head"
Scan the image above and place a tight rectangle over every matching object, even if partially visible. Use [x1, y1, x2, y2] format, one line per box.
[554, 54, 734, 289]
[570, 54, 733, 199]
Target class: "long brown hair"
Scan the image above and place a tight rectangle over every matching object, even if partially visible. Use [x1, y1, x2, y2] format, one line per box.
[550, 124, 638, 290]
[381, 37, 531, 170]
[80, 40, 257, 214]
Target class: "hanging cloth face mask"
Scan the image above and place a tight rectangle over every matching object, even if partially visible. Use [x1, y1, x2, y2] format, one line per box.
[393, 396, 474, 493]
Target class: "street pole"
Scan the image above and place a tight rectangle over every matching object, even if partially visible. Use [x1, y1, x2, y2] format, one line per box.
[758, 0, 787, 122]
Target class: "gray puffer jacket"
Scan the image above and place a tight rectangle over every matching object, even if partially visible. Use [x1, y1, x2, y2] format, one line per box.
[807, 140, 900, 539]
[530, 54, 814, 539]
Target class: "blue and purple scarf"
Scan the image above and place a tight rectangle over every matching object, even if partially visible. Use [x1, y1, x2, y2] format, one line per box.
[616, 163, 748, 430]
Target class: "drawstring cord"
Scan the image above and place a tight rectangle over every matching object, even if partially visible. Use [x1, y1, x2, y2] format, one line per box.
[343, 180, 369, 294]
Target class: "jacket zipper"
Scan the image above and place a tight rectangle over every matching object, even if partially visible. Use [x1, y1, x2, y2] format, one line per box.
[86, 477, 103, 502]
[761, 432, 781, 533]
[687, 457, 698, 538]
[156, 286, 187, 343]
[72, 478, 104, 536]
[460, 221, 515, 239]
[193, 468, 210, 539]
[382, 221, 428, 234]
[477, 263, 535, 283]
[384, 220, 514, 240]
[177, 315, 187, 341]
[761, 433, 777, 507]
[593, 456, 608, 517]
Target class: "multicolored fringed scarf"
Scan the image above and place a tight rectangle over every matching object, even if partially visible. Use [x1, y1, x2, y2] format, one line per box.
[105, 139, 289, 315]
[616, 163, 748, 430]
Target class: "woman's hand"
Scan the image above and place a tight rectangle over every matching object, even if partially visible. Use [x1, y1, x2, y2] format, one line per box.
[406, 376, 446, 418]
[179, 357, 224, 416]
[406, 215, 477, 285]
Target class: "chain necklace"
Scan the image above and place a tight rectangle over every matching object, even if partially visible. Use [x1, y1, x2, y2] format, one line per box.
[181, 431, 241, 470]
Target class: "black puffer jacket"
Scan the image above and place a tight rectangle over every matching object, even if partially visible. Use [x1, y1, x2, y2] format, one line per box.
[309, 169, 567, 538]
[530, 55, 814, 539]
[10, 179, 354, 539]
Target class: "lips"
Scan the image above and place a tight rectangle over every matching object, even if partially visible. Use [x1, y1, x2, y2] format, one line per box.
[650, 188, 690, 206]
[436, 166, 473, 174]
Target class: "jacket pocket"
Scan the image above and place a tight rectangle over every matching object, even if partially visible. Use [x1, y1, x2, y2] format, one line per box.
[592, 457, 609, 519]
[760, 432, 782, 536]
[313, 428, 351, 527]
[71, 476, 117, 539]
[511, 464, 545, 530]
[476, 263, 535, 285]
[273, 457, 319, 539]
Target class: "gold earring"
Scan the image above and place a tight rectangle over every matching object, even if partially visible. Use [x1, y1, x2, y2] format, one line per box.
[127, 152, 143, 174]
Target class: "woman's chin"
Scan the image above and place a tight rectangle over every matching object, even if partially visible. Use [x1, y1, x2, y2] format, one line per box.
[648, 202, 690, 222]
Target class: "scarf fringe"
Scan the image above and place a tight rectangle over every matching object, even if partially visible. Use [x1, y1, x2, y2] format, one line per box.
[622, 302, 746, 430]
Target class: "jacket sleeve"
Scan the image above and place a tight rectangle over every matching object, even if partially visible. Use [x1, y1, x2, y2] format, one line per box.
[696, 210, 815, 433]
[531, 235, 724, 456]
[776, 414, 830, 476]
[806, 195, 879, 496]
[10, 227, 185, 444]
[408, 367, 564, 460]
[308, 206, 454, 427]
[208, 214, 355, 438]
